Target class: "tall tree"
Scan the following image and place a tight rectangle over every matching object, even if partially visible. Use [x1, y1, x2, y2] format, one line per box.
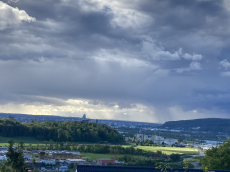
[201, 138, 230, 170]
[5, 139, 26, 172]
[32, 158, 37, 169]
[19, 140, 24, 149]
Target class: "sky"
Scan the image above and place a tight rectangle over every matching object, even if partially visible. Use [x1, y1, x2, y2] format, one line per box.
[1, 0, 230, 123]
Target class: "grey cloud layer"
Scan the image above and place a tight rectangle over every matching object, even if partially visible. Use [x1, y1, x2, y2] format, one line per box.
[1, 0, 230, 122]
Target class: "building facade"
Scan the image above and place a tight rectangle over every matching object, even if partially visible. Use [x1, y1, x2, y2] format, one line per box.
[92, 159, 115, 165]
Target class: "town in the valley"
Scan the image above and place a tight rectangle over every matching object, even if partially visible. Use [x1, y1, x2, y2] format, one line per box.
[0, 113, 226, 171]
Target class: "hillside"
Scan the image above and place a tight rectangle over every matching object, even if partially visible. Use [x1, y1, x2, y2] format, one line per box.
[161, 118, 230, 133]
[0, 118, 124, 143]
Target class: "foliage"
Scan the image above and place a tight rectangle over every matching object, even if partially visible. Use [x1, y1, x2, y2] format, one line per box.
[186, 156, 202, 162]
[76, 145, 169, 158]
[32, 169, 40, 172]
[117, 155, 194, 168]
[107, 162, 114, 166]
[19, 140, 24, 149]
[81, 153, 123, 161]
[0, 118, 124, 143]
[5, 139, 27, 172]
[201, 138, 230, 170]
[170, 153, 181, 162]
[0, 165, 14, 172]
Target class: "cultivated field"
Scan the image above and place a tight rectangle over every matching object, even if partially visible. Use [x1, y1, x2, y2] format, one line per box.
[123, 145, 199, 155]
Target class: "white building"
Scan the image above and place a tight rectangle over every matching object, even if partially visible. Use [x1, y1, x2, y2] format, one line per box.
[152, 136, 178, 145]
[23, 155, 32, 160]
[0, 155, 7, 161]
[58, 166, 68, 172]
[151, 135, 164, 144]
[135, 134, 178, 145]
[135, 134, 144, 141]
[203, 140, 223, 145]
[66, 159, 86, 164]
[163, 139, 178, 145]
[143, 135, 152, 141]
[42, 159, 56, 165]
[125, 137, 134, 142]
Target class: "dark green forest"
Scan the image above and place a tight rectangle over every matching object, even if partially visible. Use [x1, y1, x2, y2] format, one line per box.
[0, 118, 124, 143]
[161, 118, 230, 133]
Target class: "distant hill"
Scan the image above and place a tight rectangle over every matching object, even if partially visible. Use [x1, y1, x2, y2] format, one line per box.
[161, 118, 230, 133]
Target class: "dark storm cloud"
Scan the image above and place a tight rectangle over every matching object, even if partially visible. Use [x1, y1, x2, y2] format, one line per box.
[138, 0, 227, 31]
[1, 0, 230, 121]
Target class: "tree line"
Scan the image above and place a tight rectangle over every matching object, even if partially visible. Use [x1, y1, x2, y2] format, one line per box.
[26, 142, 170, 159]
[117, 155, 193, 169]
[0, 118, 124, 143]
[1, 139, 189, 172]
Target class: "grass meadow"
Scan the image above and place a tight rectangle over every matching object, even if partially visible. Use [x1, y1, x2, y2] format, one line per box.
[0, 136, 44, 146]
[122, 145, 199, 155]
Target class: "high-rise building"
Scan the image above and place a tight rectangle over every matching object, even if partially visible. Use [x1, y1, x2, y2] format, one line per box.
[82, 114, 86, 120]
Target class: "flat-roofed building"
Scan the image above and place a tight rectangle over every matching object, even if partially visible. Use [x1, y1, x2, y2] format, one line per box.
[66, 159, 86, 164]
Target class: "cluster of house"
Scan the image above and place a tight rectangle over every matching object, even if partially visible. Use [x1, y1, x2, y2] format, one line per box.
[0, 147, 8, 161]
[125, 134, 178, 145]
[23, 150, 86, 171]
[194, 140, 223, 151]
[0, 146, 122, 172]
[0, 151, 7, 161]
[25, 150, 120, 171]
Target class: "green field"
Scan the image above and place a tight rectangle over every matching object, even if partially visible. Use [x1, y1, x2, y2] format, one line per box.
[0, 136, 198, 156]
[185, 156, 202, 162]
[123, 146, 199, 155]
[81, 153, 119, 161]
[0, 136, 94, 146]
[0, 136, 44, 146]
[81, 153, 142, 161]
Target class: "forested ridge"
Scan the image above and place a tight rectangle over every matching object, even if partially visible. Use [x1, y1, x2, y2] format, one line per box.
[161, 118, 230, 133]
[0, 118, 124, 143]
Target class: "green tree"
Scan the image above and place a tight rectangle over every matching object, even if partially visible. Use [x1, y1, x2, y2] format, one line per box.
[148, 140, 153, 144]
[49, 139, 54, 150]
[33, 168, 40, 172]
[19, 140, 24, 149]
[170, 153, 181, 162]
[107, 162, 114, 166]
[5, 139, 26, 172]
[32, 158, 37, 169]
[0, 165, 14, 172]
[201, 138, 230, 170]
[0, 118, 124, 144]
[44, 141, 48, 147]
